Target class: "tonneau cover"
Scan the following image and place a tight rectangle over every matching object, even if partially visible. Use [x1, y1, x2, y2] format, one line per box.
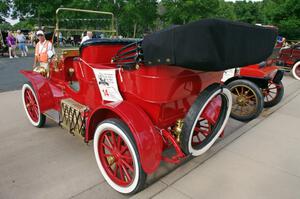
[142, 19, 277, 71]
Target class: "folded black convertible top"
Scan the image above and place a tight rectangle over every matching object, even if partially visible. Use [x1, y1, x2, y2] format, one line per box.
[142, 19, 277, 71]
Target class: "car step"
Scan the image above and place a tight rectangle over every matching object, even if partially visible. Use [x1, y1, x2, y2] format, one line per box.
[44, 109, 60, 123]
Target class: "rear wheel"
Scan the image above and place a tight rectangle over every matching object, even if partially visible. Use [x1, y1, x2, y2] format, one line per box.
[180, 84, 232, 156]
[263, 81, 284, 108]
[93, 119, 146, 194]
[227, 79, 264, 121]
[22, 83, 45, 127]
[292, 61, 300, 80]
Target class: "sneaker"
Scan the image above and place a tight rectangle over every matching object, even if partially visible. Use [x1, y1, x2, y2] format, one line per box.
[9, 56, 13, 59]
[14, 55, 18, 58]
[21, 53, 24, 57]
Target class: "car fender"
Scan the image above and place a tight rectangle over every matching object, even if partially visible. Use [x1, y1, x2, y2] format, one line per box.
[20, 70, 55, 112]
[86, 100, 163, 174]
[240, 65, 278, 78]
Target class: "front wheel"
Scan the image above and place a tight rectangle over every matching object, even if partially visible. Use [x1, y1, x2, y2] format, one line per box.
[263, 81, 284, 108]
[93, 119, 146, 194]
[227, 79, 264, 121]
[22, 83, 46, 127]
[292, 61, 300, 80]
[180, 84, 232, 156]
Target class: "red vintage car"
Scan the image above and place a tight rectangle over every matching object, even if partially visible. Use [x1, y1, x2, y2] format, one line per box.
[276, 42, 300, 80]
[222, 62, 284, 121]
[20, 9, 277, 194]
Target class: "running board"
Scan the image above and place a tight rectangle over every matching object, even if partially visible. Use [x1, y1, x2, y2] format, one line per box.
[44, 109, 60, 123]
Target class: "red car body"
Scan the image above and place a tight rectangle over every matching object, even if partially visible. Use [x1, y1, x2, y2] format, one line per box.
[239, 63, 279, 81]
[224, 63, 281, 90]
[20, 17, 278, 193]
[21, 40, 224, 174]
[23, 9, 281, 194]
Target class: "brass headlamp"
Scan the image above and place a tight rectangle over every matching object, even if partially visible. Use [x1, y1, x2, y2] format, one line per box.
[33, 66, 48, 77]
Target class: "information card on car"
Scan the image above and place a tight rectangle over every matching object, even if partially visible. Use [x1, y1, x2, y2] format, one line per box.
[93, 68, 123, 102]
[221, 68, 236, 82]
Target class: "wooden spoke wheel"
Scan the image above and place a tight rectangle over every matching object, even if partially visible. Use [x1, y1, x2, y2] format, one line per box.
[22, 83, 45, 127]
[292, 61, 300, 80]
[263, 81, 284, 108]
[181, 84, 232, 156]
[93, 119, 146, 194]
[227, 79, 264, 121]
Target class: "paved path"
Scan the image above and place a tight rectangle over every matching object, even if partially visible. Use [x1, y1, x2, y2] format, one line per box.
[0, 54, 34, 92]
[144, 79, 300, 199]
[0, 75, 299, 199]
[0, 89, 243, 199]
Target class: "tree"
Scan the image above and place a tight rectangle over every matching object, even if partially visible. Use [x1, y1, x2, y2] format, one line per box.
[11, 0, 66, 27]
[118, 0, 157, 37]
[161, 0, 220, 26]
[13, 19, 34, 30]
[233, 1, 263, 24]
[262, 0, 300, 39]
[10, 0, 158, 37]
[5, 0, 299, 39]
[0, 0, 10, 23]
[0, 22, 12, 31]
[67, 0, 158, 38]
[216, 1, 236, 20]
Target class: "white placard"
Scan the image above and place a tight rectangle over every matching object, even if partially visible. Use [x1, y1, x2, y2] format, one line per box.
[221, 68, 235, 82]
[93, 68, 123, 102]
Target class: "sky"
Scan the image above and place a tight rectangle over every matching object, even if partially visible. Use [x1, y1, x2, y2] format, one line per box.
[5, 18, 19, 25]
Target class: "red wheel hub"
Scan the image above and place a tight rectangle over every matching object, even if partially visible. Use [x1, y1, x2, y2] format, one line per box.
[192, 95, 222, 146]
[295, 66, 300, 77]
[24, 88, 39, 122]
[98, 130, 135, 187]
[263, 82, 279, 102]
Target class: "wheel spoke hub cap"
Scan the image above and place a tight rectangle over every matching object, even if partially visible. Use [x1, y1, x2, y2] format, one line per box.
[99, 130, 135, 187]
[236, 95, 248, 105]
[24, 88, 39, 122]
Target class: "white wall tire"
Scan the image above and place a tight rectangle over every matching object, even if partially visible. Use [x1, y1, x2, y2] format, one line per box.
[22, 83, 45, 127]
[292, 61, 300, 80]
[93, 119, 146, 194]
[181, 84, 232, 156]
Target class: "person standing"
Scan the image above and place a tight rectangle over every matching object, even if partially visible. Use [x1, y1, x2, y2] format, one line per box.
[59, 32, 63, 47]
[80, 31, 93, 44]
[16, 30, 27, 56]
[6, 31, 18, 59]
[33, 30, 55, 71]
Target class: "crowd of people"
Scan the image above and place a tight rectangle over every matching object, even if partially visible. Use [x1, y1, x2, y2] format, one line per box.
[5, 30, 31, 58]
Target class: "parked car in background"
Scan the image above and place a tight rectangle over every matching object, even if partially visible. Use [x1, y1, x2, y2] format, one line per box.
[222, 53, 284, 121]
[276, 42, 300, 80]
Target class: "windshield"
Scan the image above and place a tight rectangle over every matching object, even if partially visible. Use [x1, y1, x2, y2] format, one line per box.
[54, 8, 117, 49]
